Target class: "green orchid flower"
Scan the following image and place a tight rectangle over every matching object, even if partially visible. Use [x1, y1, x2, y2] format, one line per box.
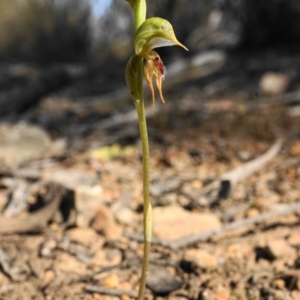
[134, 17, 188, 56]
[126, 17, 188, 105]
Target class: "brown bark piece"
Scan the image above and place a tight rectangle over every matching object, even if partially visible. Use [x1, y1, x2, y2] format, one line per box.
[0, 183, 66, 234]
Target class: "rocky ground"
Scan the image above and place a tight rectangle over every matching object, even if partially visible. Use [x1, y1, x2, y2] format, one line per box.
[0, 49, 300, 300]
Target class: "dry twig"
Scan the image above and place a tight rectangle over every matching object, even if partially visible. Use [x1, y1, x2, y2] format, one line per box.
[65, 264, 120, 284]
[199, 139, 283, 205]
[166, 201, 300, 250]
[84, 285, 138, 298]
[124, 201, 300, 250]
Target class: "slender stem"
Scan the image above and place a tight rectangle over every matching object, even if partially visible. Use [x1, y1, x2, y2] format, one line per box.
[134, 55, 152, 300]
[129, 2, 151, 299]
[134, 0, 146, 29]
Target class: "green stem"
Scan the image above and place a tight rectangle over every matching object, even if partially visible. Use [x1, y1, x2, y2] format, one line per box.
[126, 1, 186, 298]
[134, 56, 152, 300]
[134, 0, 146, 29]
[128, 2, 150, 299]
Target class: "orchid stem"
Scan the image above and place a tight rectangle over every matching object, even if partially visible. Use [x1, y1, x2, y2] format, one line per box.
[126, 1, 186, 298]
[134, 52, 152, 300]
[132, 2, 151, 299]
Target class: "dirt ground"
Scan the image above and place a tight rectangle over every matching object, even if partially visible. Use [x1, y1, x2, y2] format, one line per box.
[0, 49, 300, 300]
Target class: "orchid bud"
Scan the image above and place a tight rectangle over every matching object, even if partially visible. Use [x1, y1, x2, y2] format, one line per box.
[125, 55, 141, 99]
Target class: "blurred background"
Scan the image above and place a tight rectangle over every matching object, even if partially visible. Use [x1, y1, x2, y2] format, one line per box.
[2, 0, 300, 63]
[2, 3, 300, 299]
[1, 0, 300, 149]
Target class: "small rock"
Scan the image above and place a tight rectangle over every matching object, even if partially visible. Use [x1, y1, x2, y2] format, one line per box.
[91, 249, 122, 270]
[147, 264, 181, 295]
[150, 178, 182, 198]
[289, 141, 300, 156]
[153, 205, 221, 240]
[56, 252, 87, 274]
[40, 239, 57, 258]
[119, 281, 133, 292]
[114, 207, 134, 225]
[103, 273, 119, 288]
[200, 289, 215, 300]
[167, 151, 192, 170]
[265, 238, 296, 259]
[246, 208, 260, 218]
[255, 192, 280, 208]
[41, 269, 55, 288]
[225, 244, 256, 272]
[237, 150, 252, 161]
[67, 228, 100, 247]
[43, 169, 98, 190]
[24, 236, 44, 252]
[0, 122, 52, 166]
[288, 232, 300, 247]
[106, 249, 123, 265]
[288, 105, 300, 117]
[291, 290, 300, 299]
[0, 273, 11, 293]
[75, 185, 104, 227]
[157, 193, 178, 206]
[272, 259, 285, 270]
[214, 287, 230, 300]
[259, 72, 290, 96]
[207, 276, 225, 289]
[184, 249, 218, 270]
[272, 278, 285, 290]
[91, 205, 122, 240]
[91, 250, 107, 267]
[7, 258, 31, 282]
